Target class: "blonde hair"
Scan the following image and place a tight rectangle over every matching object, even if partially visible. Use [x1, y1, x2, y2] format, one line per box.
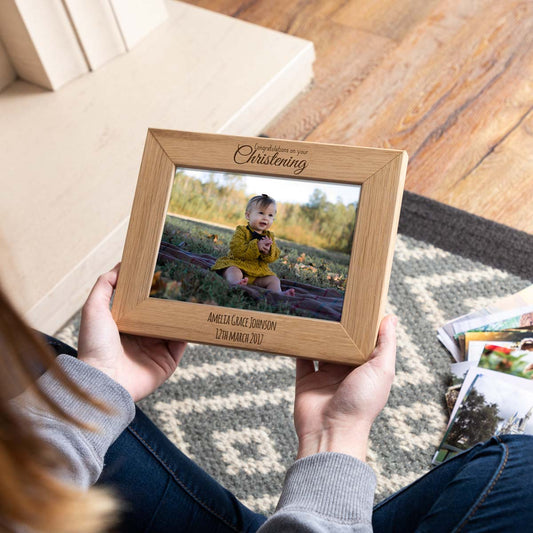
[0, 285, 118, 532]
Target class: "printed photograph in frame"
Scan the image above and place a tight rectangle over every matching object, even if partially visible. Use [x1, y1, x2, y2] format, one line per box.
[112, 129, 407, 365]
[152, 166, 360, 322]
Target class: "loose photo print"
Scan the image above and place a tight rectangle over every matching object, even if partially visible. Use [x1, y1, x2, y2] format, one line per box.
[437, 285, 533, 361]
[464, 330, 533, 356]
[150, 167, 360, 322]
[434, 368, 533, 465]
[477, 344, 533, 378]
[447, 346, 533, 419]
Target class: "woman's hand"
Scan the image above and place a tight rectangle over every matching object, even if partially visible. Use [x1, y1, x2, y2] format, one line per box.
[78, 265, 187, 402]
[294, 315, 397, 461]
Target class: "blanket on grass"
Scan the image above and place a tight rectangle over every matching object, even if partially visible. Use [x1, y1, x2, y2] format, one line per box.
[157, 240, 344, 321]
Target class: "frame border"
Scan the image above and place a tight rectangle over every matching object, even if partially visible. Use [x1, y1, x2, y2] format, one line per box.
[112, 129, 407, 365]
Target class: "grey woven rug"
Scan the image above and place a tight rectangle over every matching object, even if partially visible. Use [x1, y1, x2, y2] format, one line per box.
[55, 192, 533, 514]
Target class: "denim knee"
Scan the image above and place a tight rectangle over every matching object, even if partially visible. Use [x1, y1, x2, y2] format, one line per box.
[373, 435, 533, 533]
[426, 434, 533, 532]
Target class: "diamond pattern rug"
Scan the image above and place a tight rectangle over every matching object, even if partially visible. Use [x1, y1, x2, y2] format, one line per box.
[55, 192, 533, 514]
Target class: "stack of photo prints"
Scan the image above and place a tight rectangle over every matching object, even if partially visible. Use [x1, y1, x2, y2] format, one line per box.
[434, 285, 533, 464]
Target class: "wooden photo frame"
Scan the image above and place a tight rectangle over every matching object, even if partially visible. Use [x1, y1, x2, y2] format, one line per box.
[112, 129, 407, 365]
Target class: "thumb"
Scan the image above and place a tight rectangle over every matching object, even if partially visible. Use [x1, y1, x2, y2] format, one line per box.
[375, 315, 397, 350]
[368, 315, 397, 374]
[83, 265, 120, 316]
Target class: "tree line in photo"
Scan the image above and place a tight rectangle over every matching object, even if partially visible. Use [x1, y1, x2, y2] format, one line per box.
[168, 171, 358, 254]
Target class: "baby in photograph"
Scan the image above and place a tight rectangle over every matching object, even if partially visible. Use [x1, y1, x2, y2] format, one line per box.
[212, 194, 295, 295]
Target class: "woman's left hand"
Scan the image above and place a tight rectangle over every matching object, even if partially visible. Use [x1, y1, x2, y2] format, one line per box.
[78, 264, 187, 401]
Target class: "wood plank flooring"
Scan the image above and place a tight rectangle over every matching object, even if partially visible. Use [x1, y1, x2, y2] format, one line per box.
[184, 0, 533, 234]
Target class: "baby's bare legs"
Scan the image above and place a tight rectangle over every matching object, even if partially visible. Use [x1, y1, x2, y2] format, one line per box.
[223, 266, 248, 286]
[254, 275, 296, 296]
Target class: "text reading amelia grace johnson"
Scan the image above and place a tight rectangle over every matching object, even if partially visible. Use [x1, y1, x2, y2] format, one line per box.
[207, 311, 277, 331]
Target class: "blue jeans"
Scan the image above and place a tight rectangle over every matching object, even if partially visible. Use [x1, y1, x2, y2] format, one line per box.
[100, 416, 533, 532]
[98, 407, 267, 532]
[42, 335, 533, 532]
[373, 434, 533, 532]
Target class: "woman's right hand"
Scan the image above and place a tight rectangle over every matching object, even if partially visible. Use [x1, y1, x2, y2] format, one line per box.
[293, 315, 397, 461]
[78, 265, 187, 402]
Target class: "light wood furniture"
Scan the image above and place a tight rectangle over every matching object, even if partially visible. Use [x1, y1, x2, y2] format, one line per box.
[0, 0, 88, 90]
[0, 1, 314, 333]
[0, 0, 170, 87]
[184, 0, 533, 235]
[108, 0, 169, 50]
[0, 39, 16, 90]
[62, 0, 127, 70]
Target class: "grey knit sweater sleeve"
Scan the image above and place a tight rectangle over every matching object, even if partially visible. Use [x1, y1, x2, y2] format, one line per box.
[14, 355, 376, 531]
[259, 453, 376, 532]
[12, 354, 135, 488]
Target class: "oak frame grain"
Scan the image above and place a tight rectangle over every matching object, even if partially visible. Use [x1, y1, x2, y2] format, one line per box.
[112, 129, 407, 364]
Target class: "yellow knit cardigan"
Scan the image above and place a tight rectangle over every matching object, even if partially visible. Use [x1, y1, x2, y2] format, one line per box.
[211, 225, 281, 278]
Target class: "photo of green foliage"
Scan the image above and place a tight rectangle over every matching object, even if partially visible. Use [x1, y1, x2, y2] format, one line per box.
[478, 345, 533, 379]
[445, 386, 502, 450]
[434, 377, 503, 464]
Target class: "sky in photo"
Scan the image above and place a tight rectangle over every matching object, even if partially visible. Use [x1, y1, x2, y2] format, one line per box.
[180, 168, 360, 207]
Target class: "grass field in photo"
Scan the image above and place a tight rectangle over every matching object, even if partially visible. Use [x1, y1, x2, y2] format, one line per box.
[151, 215, 351, 318]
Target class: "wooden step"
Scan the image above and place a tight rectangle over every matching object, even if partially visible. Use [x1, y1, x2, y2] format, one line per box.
[0, 0, 314, 333]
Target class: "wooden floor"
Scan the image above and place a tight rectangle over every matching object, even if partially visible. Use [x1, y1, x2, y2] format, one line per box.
[184, 0, 533, 234]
